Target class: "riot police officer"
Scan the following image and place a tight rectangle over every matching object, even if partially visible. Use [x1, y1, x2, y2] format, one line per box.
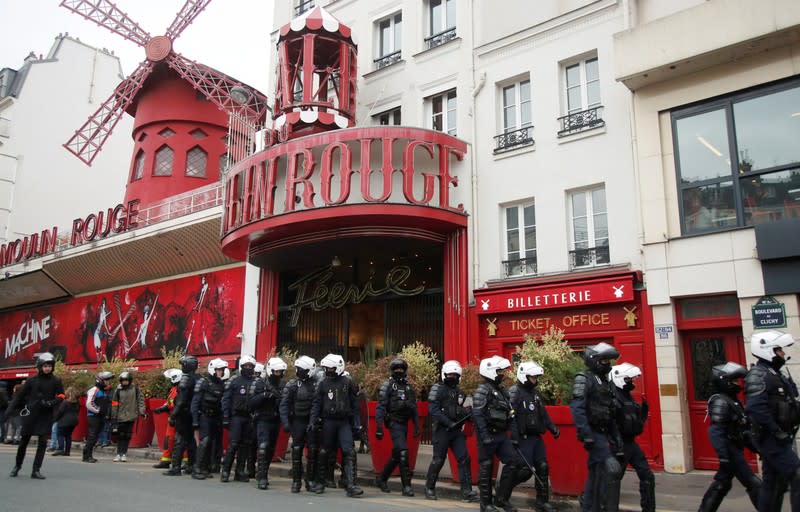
[375, 358, 420, 496]
[745, 330, 800, 511]
[250, 357, 286, 490]
[220, 355, 257, 483]
[570, 342, 623, 512]
[473, 355, 529, 512]
[309, 353, 363, 497]
[611, 363, 655, 512]
[509, 361, 560, 512]
[699, 361, 761, 511]
[164, 354, 199, 476]
[7, 352, 63, 479]
[425, 360, 478, 502]
[190, 358, 228, 479]
[280, 355, 318, 493]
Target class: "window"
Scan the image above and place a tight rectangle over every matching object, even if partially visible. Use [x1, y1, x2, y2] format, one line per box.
[190, 129, 207, 140]
[569, 186, 609, 269]
[558, 56, 604, 136]
[219, 154, 231, 175]
[375, 13, 402, 69]
[158, 128, 175, 138]
[375, 107, 401, 126]
[430, 89, 457, 136]
[426, 0, 456, 49]
[132, 150, 145, 181]
[504, 203, 537, 277]
[495, 80, 533, 152]
[185, 146, 207, 178]
[673, 80, 800, 235]
[153, 145, 173, 176]
[295, 0, 314, 16]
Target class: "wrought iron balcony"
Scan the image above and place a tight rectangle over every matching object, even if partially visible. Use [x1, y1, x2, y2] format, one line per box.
[373, 51, 402, 70]
[494, 126, 534, 153]
[424, 27, 457, 50]
[557, 105, 605, 137]
[569, 245, 610, 269]
[503, 257, 537, 278]
[295, 0, 314, 16]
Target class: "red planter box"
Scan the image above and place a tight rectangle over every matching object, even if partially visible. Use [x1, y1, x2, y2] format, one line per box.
[542, 405, 587, 496]
[367, 401, 427, 475]
[71, 396, 88, 442]
[148, 398, 169, 450]
[446, 424, 499, 485]
[128, 409, 155, 448]
[273, 429, 289, 461]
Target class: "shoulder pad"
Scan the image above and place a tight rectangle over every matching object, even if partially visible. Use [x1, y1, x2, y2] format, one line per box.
[428, 382, 442, 402]
[472, 384, 490, 408]
[178, 375, 193, 389]
[572, 373, 589, 399]
[508, 385, 520, 404]
[194, 378, 205, 393]
[745, 369, 767, 397]
[378, 380, 392, 401]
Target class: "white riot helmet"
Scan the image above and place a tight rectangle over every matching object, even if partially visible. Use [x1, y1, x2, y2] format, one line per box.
[208, 358, 229, 374]
[267, 357, 287, 377]
[163, 368, 182, 384]
[254, 363, 266, 379]
[751, 330, 795, 367]
[221, 368, 231, 381]
[239, 355, 257, 378]
[441, 360, 463, 380]
[295, 356, 316, 380]
[516, 361, 544, 384]
[611, 362, 642, 390]
[479, 355, 511, 382]
[320, 353, 345, 376]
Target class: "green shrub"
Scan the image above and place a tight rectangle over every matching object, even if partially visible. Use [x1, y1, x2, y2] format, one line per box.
[399, 341, 440, 399]
[513, 326, 584, 405]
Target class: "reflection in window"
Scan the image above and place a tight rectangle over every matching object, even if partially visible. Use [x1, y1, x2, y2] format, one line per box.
[132, 150, 145, 181]
[504, 203, 536, 277]
[682, 182, 736, 234]
[569, 186, 609, 268]
[431, 89, 457, 135]
[154, 146, 173, 176]
[375, 108, 401, 126]
[675, 109, 731, 183]
[690, 337, 727, 401]
[734, 87, 800, 172]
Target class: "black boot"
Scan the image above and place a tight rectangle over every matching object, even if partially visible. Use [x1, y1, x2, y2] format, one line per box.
[235, 443, 250, 482]
[291, 446, 303, 492]
[220, 443, 236, 483]
[311, 449, 328, 494]
[344, 451, 363, 497]
[9, 466, 20, 477]
[425, 456, 444, 500]
[398, 449, 414, 496]
[306, 448, 318, 491]
[495, 472, 517, 512]
[533, 462, 556, 512]
[326, 452, 336, 488]
[698, 479, 731, 512]
[30, 470, 46, 480]
[377, 454, 397, 492]
[256, 445, 269, 490]
[162, 447, 182, 476]
[246, 442, 256, 479]
[639, 471, 656, 512]
[458, 459, 479, 502]
[479, 458, 501, 512]
[744, 473, 762, 510]
[153, 461, 170, 469]
[192, 438, 208, 480]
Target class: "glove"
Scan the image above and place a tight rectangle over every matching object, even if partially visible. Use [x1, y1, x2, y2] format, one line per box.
[446, 421, 457, 432]
[375, 429, 384, 440]
[110, 423, 119, 435]
[413, 426, 421, 438]
[775, 429, 792, 443]
[153, 405, 167, 414]
[582, 435, 595, 450]
[282, 423, 291, 433]
[550, 426, 561, 439]
[167, 416, 176, 427]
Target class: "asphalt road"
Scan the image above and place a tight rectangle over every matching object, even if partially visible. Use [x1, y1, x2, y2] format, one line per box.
[0, 444, 476, 512]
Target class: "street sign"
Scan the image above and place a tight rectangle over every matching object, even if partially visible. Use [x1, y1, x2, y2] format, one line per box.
[655, 324, 673, 339]
[752, 296, 786, 329]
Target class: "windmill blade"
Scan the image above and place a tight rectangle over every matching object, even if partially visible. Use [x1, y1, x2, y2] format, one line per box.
[60, 0, 151, 48]
[165, 0, 213, 41]
[166, 52, 270, 125]
[64, 60, 153, 165]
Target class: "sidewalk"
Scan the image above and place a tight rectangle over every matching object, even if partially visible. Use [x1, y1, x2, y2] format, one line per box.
[71, 441, 772, 511]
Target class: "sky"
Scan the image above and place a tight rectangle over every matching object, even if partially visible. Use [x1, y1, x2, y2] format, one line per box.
[0, 0, 275, 93]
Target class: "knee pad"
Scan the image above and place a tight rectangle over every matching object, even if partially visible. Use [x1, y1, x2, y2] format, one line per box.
[641, 468, 655, 484]
[716, 478, 733, 494]
[479, 458, 493, 475]
[431, 457, 445, 470]
[604, 456, 623, 480]
[535, 461, 548, 476]
[516, 464, 533, 482]
[399, 449, 409, 462]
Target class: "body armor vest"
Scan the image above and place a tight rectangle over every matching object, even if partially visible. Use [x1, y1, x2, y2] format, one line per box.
[320, 377, 352, 419]
[290, 378, 315, 419]
[758, 366, 800, 432]
[201, 377, 225, 417]
[229, 376, 251, 416]
[382, 380, 416, 423]
[431, 382, 467, 423]
[511, 385, 546, 436]
[616, 390, 644, 438]
[708, 393, 749, 446]
[477, 382, 513, 431]
[250, 379, 282, 419]
[581, 372, 616, 433]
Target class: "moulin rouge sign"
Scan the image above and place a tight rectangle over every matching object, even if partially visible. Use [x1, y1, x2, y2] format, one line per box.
[0, 200, 140, 268]
[222, 127, 467, 236]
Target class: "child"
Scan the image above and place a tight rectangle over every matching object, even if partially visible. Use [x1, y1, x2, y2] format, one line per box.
[52, 387, 81, 456]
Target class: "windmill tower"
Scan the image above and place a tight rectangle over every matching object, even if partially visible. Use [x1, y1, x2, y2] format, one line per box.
[61, 0, 269, 208]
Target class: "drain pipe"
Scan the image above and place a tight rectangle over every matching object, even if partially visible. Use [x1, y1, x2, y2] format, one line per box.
[469, 0, 486, 292]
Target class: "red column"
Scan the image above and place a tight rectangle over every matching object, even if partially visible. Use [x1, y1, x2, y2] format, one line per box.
[255, 268, 280, 361]
[443, 227, 468, 363]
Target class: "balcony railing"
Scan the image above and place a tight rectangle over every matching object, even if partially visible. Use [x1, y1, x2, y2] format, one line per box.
[294, 0, 314, 16]
[494, 126, 534, 153]
[503, 257, 537, 278]
[557, 105, 605, 137]
[569, 245, 610, 270]
[373, 50, 402, 70]
[424, 27, 457, 50]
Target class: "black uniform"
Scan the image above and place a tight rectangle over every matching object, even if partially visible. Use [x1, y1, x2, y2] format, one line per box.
[165, 371, 197, 475]
[570, 344, 623, 512]
[249, 374, 283, 490]
[375, 370, 419, 495]
[613, 386, 655, 512]
[190, 373, 225, 478]
[220, 371, 255, 482]
[280, 374, 318, 492]
[425, 379, 477, 501]
[746, 358, 800, 511]
[509, 381, 558, 512]
[7, 362, 63, 478]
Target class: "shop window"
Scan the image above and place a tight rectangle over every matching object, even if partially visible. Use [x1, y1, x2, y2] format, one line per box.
[495, 78, 533, 153]
[568, 185, 609, 269]
[503, 202, 536, 277]
[374, 107, 401, 126]
[673, 80, 800, 235]
[429, 89, 457, 136]
[185, 146, 207, 178]
[425, 0, 456, 49]
[677, 295, 740, 321]
[131, 150, 145, 182]
[375, 12, 402, 69]
[558, 55, 603, 137]
[153, 145, 173, 176]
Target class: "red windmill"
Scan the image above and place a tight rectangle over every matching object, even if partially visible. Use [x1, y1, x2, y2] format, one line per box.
[61, 0, 269, 208]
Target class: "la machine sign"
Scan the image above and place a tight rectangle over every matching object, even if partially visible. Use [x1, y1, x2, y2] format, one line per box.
[475, 277, 634, 314]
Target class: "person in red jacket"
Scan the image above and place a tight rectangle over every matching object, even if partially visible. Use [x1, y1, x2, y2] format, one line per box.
[152, 369, 183, 469]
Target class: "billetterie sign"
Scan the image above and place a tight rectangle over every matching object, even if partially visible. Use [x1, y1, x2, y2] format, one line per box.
[0, 199, 140, 268]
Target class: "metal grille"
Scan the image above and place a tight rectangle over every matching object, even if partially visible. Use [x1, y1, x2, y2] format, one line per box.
[154, 146, 173, 176]
[185, 147, 207, 177]
[502, 257, 537, 277]
[425, 27, 457, 50]
[190, 128, 207, 140]
[557, 105, 604, 137]
[569, 245, 610, 269]
[374, 50, 401, 69]
[494, 126, 534, 153]
[277, 307, 346, 362]
[384, 292, 444, 362]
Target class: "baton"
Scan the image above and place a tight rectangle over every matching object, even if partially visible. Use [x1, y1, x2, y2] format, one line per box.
[449, 414, 472, 430]
[514, 445, 545, 488]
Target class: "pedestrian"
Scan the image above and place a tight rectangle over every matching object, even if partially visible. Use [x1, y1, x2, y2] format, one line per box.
[570, 342, 624, 512]
[163, 354, 198, 476]
[745, 330, 800, 511]
[0, 381, 8, 444]
[47, 421, 58, 452]
[220, 355, 257, 483]
[7, 352, 63, 479]
[280, 355, 318, 493]
[151, 368, 183, 469]
[111, 371, 146, 462]
[472, 355, 528, 512]
[7, 381, 25, 444]
[190, 358, 227, 479]
[509, 361, 560, 512]
[424, 359, 478, 502]
[250, 357, 286, 490]
[375, 358, 420, 496]
[698, 361, 761, 511]
[52, 386, 81, 456]
[309, 353, 363, 497]
[83, 371, 114, 463]
[611, 363, 655, 512]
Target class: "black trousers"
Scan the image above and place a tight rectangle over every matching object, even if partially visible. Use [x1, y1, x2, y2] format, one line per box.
[15, 434, 47, 471]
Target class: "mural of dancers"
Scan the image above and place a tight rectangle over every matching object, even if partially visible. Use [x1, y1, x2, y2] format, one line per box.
[185, 276, 210, 354]
[135, 290, 159, 352]
[92, 298, 111, 362]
